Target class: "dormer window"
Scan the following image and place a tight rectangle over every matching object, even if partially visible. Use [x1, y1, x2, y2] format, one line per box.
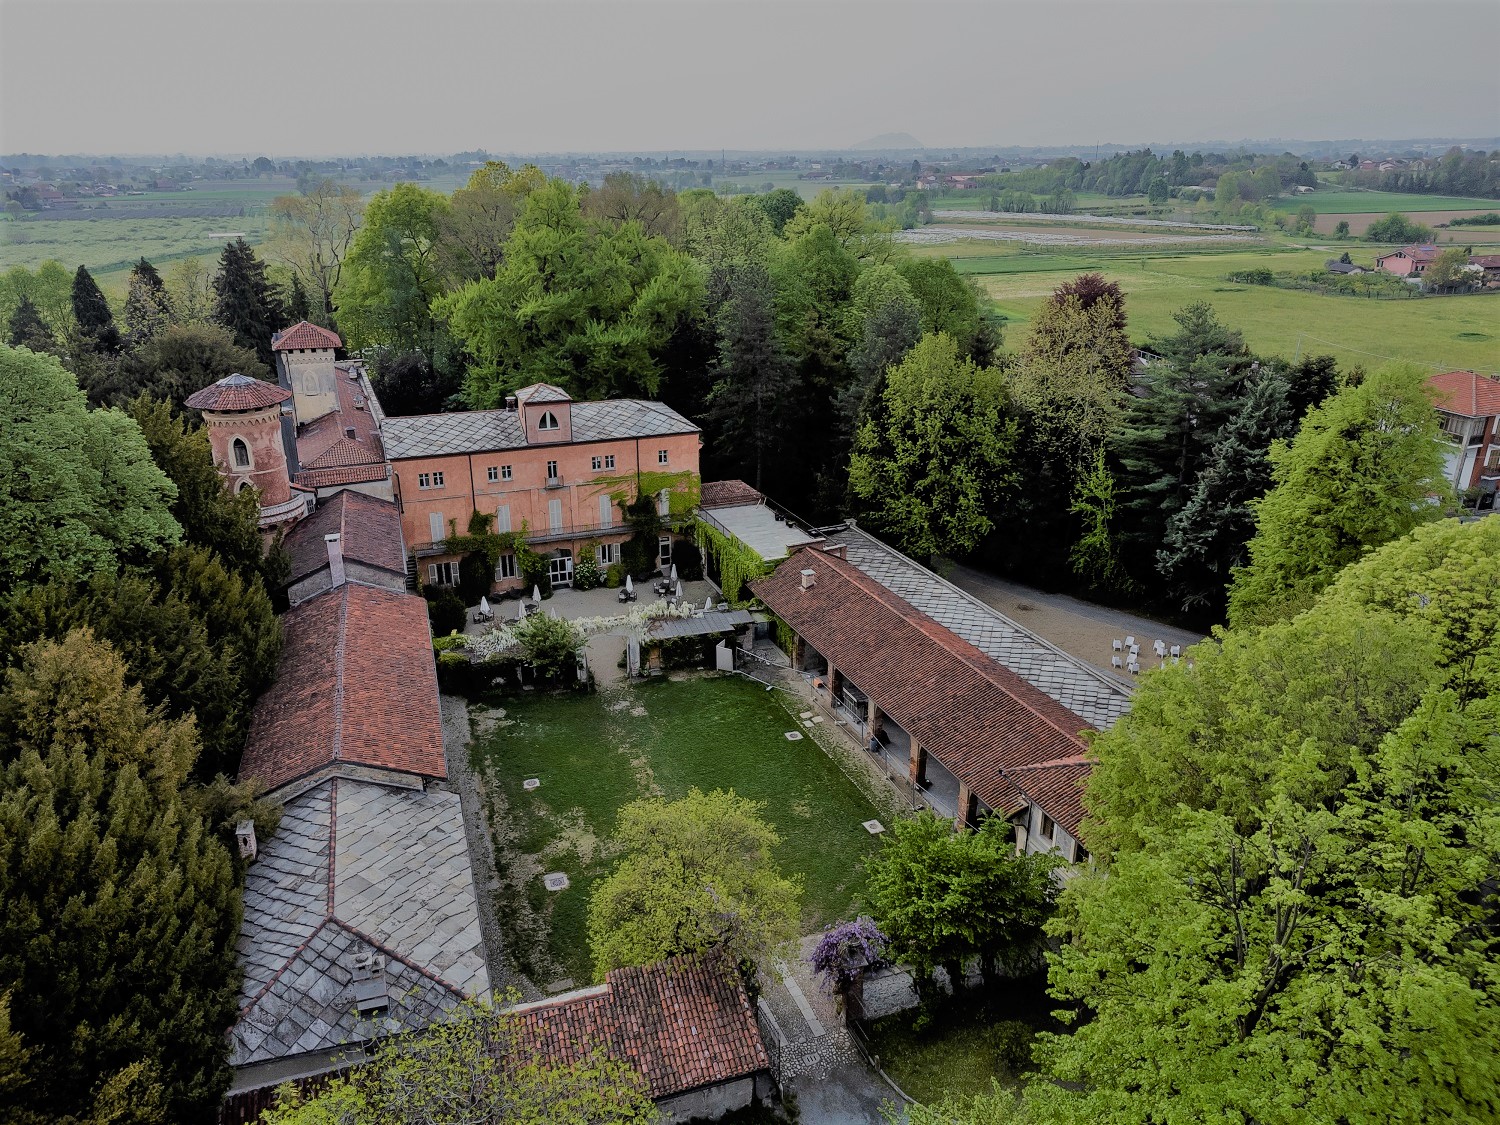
[538, 411, 560, 431]
[232, 438, 251, 468]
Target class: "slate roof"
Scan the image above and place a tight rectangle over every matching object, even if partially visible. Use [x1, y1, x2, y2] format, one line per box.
[1429, 370, 1500, 418]
[281, 492, 408, 589]
[822, 525, 1133, 729]
[515, 382, 572, 404]
[647, 610, 755, 639]
[231, 777, 490, 1068]
[752, 549, 1089, 818]
[239, 584, 445, 794]
[700, 479, 764, 509]
[185, 373, 291, 413]
[513, 955, 768, 1099]
[272, 321, 343, 351]
[382, 399, 699, 460]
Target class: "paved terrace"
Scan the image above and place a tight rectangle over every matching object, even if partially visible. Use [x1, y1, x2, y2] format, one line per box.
[823, 524, 1133, 730]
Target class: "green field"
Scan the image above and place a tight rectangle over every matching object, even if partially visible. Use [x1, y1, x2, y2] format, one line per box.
[931, 242, 1500, 372]
[469, 674, 883, 987]
[1, 214, 271, 278]
[1271, 190, 1500, 214]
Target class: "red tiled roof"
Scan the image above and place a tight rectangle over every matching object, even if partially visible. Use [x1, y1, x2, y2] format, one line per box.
[239, 584, 445, 792]
[701, 480, 763, 509]
[294, 463, 391, 488]
[751, 550, 1090, 818]
[1001, 755, 1093, 838]
[185, 373, 291, 412]
[1428, 370, 1500, 418]
[1469, 254, 1500, 269]
[513, 955, 768, 1099]
[272, 321, 343, 351]
[281, 491, 408, 588]
[294, 362, 385, 474]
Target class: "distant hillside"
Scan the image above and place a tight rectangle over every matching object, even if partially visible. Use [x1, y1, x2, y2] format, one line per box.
[850, 133, 924, 151]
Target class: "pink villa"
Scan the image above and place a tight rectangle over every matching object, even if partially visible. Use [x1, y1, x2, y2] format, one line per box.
[381, 384, 702, 592]
[1374, 243, 1440, 277]
[1428, 370, 1500, 507]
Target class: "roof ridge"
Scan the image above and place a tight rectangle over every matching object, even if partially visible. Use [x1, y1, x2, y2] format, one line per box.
[331, 586, 348, 764]
[239, 915, 336, 1018]
[804, 549, 1092, 744]
[1006, 753, 1096, 772]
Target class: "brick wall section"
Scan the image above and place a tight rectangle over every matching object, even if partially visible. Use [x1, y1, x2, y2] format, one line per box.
[240, 584, 445, 792]
[752, 549, 1091, 815]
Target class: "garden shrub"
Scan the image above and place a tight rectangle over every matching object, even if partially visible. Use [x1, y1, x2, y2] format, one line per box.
[573, 549, 601, 591]
[457, 550, 492, 603]
[603, 562, 625, 588]
[424, 588, 467, 637]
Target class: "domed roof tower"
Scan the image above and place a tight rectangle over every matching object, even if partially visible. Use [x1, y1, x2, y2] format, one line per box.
[185, 373, 309, 529]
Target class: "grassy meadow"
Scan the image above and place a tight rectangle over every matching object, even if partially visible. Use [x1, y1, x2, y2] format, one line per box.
[915, 239, 1500, 372]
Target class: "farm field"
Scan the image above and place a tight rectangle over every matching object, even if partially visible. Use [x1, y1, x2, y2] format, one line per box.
[468, 673, 882, 988]
[1271, 190, 1500, 215]
[937, 241, 1500, 372]
[1, 214, 271, 277]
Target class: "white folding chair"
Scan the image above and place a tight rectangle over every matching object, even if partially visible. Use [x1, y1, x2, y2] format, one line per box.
[1170, 644, 1181, 658]
[1127, 661, 1141, 675]
[1124, 635, 1136, 649]
[1111, 655, 1123, 670]
[1112, 638, 1123, 652]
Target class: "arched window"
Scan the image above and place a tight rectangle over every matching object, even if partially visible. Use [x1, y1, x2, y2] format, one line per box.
[232, 438, 251, 468]
[237, 480, 253, 494]
[538, 411, 559, 431]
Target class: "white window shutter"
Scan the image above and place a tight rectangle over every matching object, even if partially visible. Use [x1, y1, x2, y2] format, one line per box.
[496, 504, 511, 533]
[429, 512, 444, 542]
[548, 498, 563, 531]
[599, 494, 612, 528]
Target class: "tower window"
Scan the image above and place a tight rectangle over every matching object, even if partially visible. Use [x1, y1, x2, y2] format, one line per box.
[232, 438, 251, 468]
[538, 411, 559, 431]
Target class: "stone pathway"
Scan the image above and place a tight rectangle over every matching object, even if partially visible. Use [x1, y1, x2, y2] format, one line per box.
[761, 934, 910, 1124]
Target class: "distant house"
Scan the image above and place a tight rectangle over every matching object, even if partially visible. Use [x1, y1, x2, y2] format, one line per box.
[1427, 370, 1500, 507]
[1375, 243, 1441, 277]
[1325, 259, 1367, 275]
[1469, 254, 1500, 287]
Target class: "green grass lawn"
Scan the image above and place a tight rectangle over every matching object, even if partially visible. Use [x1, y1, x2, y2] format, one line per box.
[469, 674, 883, 987]
[961, 246, 1499, 372]
[864, 972, 1064, 1104]
[1270, 190, 1500, 214]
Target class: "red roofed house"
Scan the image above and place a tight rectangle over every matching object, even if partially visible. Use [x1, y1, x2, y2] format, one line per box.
[752, 543, 1101, 862]
[185, 373, 312, 530]
[513, 955, 773, 1121]
[1374, 243, 1440, 278]
[1427, 370, 1500, 507]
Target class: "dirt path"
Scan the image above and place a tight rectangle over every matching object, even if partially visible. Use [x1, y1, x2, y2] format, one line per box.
[939, 562, 1207, 679]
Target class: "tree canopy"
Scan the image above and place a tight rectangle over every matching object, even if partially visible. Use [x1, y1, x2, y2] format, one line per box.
[0, 345, 181, 589]
[586, 788, 801, 980]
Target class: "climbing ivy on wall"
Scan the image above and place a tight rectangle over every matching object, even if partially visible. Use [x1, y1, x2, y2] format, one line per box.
[695, 519, 772, 602]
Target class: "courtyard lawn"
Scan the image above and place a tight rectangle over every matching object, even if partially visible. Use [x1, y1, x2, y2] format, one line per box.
[470, 673, 883, 988]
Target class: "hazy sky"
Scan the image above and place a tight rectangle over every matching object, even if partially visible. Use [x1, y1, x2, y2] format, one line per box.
[3, 0, 1496, 157]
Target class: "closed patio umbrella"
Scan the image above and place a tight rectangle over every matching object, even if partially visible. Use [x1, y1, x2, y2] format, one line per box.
[532, 584, 541, 603]
[675, 579, 683, 600]
[704, 596, 714, 611]
[516, 600, 527, 620]
[669, 563, 678, 583]
[479, 596, 492, 618]
[625, 575, 634, 595]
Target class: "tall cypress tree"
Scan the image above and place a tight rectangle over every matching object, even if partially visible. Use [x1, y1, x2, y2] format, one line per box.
[0, 630, 242, 1124]
[211, 238, 285, 367]
[70, 265, 122, 354]
[285, 274, 311, 324]
[123, 257, 173, 345]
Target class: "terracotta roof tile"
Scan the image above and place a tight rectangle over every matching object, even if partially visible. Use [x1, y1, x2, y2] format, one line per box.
[294, 363, 385, 470]
[281, 492, 408, 588]
[272, 321, 343, 351]
[294, 463, 391, 488]
[1428, 370, 1500, 418]
[185, 373, 291, 412]
[701, 480, 764, 509]
[513, 955, 768, 1099]
[752, 550, 1090, 818]
[1001, 755, 1094, 838]
[240, 584, 445, 792]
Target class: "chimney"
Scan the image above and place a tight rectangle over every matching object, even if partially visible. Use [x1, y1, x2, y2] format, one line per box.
[800, 568, 816, 590]
[325, 533, 346, 588]
[505, 395, 518, 411]
[235, 819, 257, 861]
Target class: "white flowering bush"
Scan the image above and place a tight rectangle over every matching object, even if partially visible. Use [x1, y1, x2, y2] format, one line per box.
[466, 599, 699, 661]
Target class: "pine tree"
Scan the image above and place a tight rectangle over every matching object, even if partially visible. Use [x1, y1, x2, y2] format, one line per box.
[1157, 368, 1296, 615]
[1112, 302, 1255, 584]
[122, 257, 173, 345]
[5, 296, 57, 353]
[285, 273, 311, 323]
[211, 238, 285, 367]
[70, 265, 122, 354]
[0, 630, 241, 1124]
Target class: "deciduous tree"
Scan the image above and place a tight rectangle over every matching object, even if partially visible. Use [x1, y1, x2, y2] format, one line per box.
[334, 182, 448, 356]
[266, 177, 365, 322]
[587, 788, 800, 980]
[0, 345, 180, 588]
[849, 333, 1018, 560]
[1227, 364, 1446, 627]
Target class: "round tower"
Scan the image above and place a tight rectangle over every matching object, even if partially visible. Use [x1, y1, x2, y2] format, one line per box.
[184, 373, 306, 529]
